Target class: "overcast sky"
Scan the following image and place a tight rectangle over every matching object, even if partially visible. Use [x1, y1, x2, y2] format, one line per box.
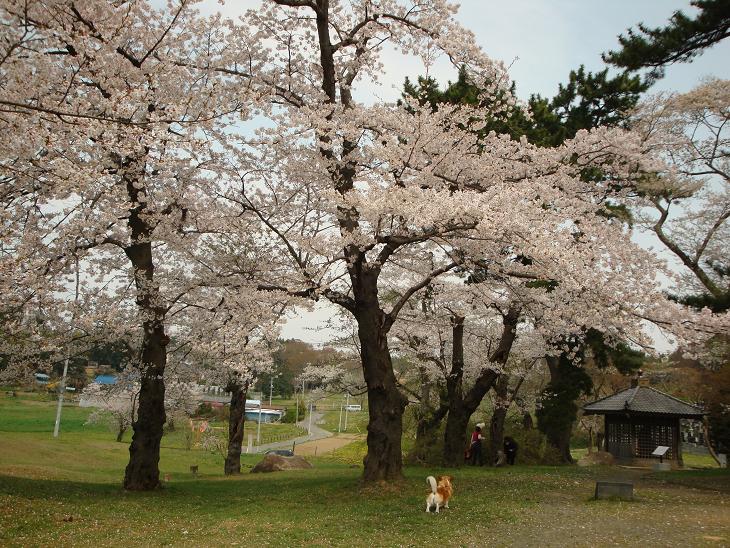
[194, 1, 729, 345]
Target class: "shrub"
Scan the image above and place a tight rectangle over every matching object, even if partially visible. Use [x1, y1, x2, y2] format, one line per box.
[281, 405, 305, 423]
[507, 426, 562, 465]
[194, 402, 214, 418]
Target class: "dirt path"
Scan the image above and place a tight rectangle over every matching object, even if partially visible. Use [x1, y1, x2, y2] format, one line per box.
[294, 433, 362, 456]
[462, 469, 730, 547]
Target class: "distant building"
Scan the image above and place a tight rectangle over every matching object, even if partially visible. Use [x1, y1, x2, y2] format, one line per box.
[34, 373, 50, 384]
[93, 375, 117, 385]
[244, 408, 284, 423]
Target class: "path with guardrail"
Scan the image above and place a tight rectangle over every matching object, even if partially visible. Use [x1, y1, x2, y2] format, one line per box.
[248, 411, 333, 454]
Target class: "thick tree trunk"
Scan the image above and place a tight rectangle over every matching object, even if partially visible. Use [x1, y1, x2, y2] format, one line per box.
[224, 381, 249, 475]
[343, 267, 407, 482]
[487, 375, 509, 464]
[555, 430, 574, 463]
[542, 356, 576, 464]
[358, 307, 408, 482]
[443, 405, 471, 467]
[363, 379, 407, 481]
[442, 316, 468, 467]
[312, 0, 407, 483]
[123, 319, 167, 490]
[409, 389, 447, 464]
[122, 160, 170, 491]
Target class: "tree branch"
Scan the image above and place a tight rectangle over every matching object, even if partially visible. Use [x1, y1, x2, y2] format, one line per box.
[384, 262, 458, 331]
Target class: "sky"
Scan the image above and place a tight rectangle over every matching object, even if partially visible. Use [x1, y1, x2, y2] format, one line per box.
[192, 0, 730, 345]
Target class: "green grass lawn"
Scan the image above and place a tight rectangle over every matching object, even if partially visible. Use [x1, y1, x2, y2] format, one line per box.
[1, 392, 729, 546]
[318, 406, 369, 434]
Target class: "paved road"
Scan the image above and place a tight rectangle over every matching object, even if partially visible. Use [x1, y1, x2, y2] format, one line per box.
[248, 411, 332, 454]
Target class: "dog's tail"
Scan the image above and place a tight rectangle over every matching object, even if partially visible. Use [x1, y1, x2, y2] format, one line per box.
[426, 475, 437, 494]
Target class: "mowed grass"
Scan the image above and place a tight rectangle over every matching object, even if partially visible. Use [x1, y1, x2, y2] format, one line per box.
[1, 393, 729, 547]
[318, 407, 369, 435]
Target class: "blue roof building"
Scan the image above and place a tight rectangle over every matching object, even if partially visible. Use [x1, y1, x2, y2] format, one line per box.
[94, 375, 117, 385]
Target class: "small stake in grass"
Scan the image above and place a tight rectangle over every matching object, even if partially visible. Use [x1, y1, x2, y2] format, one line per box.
[190, 465, 198, 476]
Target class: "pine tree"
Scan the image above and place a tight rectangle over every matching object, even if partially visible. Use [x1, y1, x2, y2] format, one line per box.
[603, 0, 730, 81]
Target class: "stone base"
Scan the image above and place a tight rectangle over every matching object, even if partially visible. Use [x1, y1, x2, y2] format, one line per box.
[594, 481, 633, 500]
[652, 462, 671, 472]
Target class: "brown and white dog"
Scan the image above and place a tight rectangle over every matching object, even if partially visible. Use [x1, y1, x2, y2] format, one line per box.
[425, 475, 453, 513]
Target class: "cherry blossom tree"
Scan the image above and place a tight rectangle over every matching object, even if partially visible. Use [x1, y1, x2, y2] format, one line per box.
[205, 0, 679, 482]
[178, 291, 281, 475]
[0, 0, 255, 490]
[4, 0, 721, 489]
[391, 219, 672, 467]
[632, 78, 729, 312]
[83, 377, 140, 443]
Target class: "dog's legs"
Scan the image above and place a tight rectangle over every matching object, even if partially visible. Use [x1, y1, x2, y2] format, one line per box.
[425, 501, 430, 513]
[435, 503, 440, 513]
[444, 501, 449, 509]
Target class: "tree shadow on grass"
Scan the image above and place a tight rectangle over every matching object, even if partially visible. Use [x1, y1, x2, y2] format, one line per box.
[0, 467, 362, 509]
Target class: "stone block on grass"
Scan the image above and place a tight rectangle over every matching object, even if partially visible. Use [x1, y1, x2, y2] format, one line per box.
[594, 481, 633, 500]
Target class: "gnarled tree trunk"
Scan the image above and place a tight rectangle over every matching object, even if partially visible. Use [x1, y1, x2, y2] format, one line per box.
[408, 367, 448, 463]
[123, 317, 167, 490]
[122, 156, 170, 491]
[442, 316, 468, 467]
[537, 353, 592, 464]
[487, 375, 509, 464]
[442, 308, 520, 467]
[225, 380, 249, 475]
[356, 290, 408, 482]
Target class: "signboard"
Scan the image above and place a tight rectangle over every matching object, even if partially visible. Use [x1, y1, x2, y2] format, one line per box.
[651, 446, 670, 457]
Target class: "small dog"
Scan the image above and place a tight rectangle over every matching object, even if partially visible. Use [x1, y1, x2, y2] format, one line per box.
[425, 475, 453, 513]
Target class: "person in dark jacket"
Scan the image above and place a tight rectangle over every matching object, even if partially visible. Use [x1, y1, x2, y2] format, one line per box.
[503, 436, 518, 465]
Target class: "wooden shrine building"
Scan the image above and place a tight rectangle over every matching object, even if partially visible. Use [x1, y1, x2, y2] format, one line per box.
[583, 378, 705, 467]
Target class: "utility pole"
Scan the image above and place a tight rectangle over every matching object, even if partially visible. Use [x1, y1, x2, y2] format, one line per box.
[256, 394, 262, 445]
[53, 346, 70, 438]
[295, 386, 299, 426]
[54, 257, 80, 439]
[344, 393, 350, 432]
[338, 402, 343, 433]
[307, 402, 313, 435]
